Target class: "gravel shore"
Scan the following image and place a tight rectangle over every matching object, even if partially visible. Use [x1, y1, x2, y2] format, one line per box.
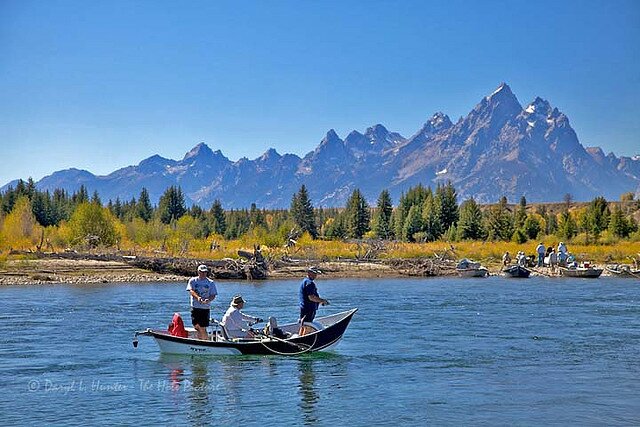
[0, 257, 616, 285]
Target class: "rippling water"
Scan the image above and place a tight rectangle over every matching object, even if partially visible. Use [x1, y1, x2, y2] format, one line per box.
[1, 277, 639, 425]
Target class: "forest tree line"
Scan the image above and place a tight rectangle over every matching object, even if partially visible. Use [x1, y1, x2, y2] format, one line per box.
[0, 178, 638, 254]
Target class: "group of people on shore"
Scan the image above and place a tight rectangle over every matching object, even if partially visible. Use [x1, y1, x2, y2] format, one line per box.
[182, 264, 329, 341]
[502, 242, 571, 274]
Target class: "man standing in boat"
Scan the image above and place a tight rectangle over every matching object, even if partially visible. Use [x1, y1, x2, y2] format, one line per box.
[187, 264, 218, 340]
[298, 266, 329, 336]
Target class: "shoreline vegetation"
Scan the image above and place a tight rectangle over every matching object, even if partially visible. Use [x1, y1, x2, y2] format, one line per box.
[1, 239, 638, 285]
[1, 180, 639, 285]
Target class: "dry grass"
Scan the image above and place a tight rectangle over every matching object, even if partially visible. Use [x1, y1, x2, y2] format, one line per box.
[4, 234, 638, 268]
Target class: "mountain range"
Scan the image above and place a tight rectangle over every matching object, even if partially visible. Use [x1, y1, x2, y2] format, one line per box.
[3, 83, 639, 208]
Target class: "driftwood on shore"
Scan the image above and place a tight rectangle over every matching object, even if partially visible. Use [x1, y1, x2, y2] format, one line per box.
[8, 245, 459, 280]
[9, 247, 269, 280]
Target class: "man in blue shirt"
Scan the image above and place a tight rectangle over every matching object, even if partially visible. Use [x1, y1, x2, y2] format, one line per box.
[298, 266, 329, 335]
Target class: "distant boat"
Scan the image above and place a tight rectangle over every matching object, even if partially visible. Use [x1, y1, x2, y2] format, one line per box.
[456, 258, 488, 277]
[559, 264, 603, 278]
[605, 264, 640, 278]
[503, 265, 531, 278]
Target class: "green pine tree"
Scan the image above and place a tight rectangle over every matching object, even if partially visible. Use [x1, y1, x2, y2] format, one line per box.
[373, 189, 393, 239]
[436, 182, 459, 231]
[158, 186, 187, 224]
[458, 198, 484, 240]
[136, 188, 154, 222]
[290, 185, 317, 238]
[209, 199, 226, 235]
[345, 189, 371, 239]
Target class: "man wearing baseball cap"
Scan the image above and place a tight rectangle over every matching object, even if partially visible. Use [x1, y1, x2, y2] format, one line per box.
[186, 264, 218, 340]
[298, 266, 329, 336]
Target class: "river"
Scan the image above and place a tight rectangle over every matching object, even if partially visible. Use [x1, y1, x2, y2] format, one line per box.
[1, 277, 639, 425]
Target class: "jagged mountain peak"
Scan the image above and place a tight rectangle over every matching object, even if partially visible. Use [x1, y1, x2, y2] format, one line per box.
[139, 154, 172, 165]
[317, 129, 344, 149]
[365, 124, 392, 143]
[460, 82, 522, 136]
[414, 113, 453, 137]
[324, 129, 341, 140]
[5, 82, 636, 207]
[427, 112, 453, 130]
[346, 130, 365, 140]
[258, 148, 281, 162]
[480, 82, 521, 110]
[365, 123, 389, 136]
[524, 97, 552, 116]
[487, 82, 513, 99]
[183, 142, 214, 161]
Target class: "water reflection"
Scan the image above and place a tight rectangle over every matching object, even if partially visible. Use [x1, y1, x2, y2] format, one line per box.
[297, 358, 319, 425]
[186, 359, 211, 425]
[154, 352, 349, 425]
[159, 355, 213, 425]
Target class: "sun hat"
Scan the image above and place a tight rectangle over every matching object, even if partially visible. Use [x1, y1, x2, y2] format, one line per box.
[307, 266, 322, 274]
[231, 295, 245, 306]
[197, 264, 209, 272]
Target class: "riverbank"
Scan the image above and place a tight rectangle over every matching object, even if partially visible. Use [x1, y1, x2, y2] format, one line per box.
[0, 255, 623, 285]
[0, 257, 435, 285]
[0, 258, 190, 285]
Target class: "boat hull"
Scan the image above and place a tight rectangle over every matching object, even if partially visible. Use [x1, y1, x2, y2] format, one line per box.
[136, 309, 357, 356]
[559, 268, 603, 278]
[503, 265, 531, 278]
[605, 265, 640, 278]
[456, 267, 488, 278]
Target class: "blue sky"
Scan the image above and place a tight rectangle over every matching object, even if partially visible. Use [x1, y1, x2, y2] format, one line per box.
[1, 0, 638, 185]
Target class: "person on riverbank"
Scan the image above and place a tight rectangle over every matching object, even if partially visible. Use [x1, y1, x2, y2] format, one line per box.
[502, 251, 511, 267]
[186, 264, 217, 340]
[299, 266, 329, 336]
[558, 242, 568, 266]
[220, 295, 262, 339]
[548, 248, 558, 274]
[536, 243, 546, 267]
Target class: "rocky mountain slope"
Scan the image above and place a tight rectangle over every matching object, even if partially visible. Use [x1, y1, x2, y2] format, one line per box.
[4, 83, 639, 208]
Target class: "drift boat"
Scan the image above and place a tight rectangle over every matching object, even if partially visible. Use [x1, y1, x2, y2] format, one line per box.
[605, 264, 640, 278]
[559, 263, 603, 278]
[133, 308, 357, 356]
[503, 264, 531, 278]
[456, 258, 489, 277]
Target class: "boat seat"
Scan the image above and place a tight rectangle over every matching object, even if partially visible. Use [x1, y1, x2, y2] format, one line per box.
[302, 321, 324, 332]
[211, 319, 231, 341]
[184, 327, 198, 339]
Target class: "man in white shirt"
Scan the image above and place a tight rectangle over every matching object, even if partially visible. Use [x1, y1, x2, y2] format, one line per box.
[220, 295, 262, 339]
[186, 264, 218, 340]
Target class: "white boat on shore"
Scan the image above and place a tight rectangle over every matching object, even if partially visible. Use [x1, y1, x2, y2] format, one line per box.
[456, 259, 488, 277]
[559, 263, 603, 278]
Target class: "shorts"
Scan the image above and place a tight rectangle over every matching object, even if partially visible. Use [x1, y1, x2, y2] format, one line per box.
[191, 308, 210, 327]
[299, 308, 316, 323]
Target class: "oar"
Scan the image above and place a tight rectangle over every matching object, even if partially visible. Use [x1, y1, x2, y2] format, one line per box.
[253, 328, 311, 352]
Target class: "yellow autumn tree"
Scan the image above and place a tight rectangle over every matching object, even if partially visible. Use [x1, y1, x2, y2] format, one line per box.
[0, 196, 42, 250]
[67, 202, 120, 248]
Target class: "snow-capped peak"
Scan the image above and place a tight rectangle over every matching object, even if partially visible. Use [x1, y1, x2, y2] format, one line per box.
[523, 97, 554, 130]
[487, 82, 512, 100]
[183, 142, 214, 161]
[421, 112, 452, 134]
